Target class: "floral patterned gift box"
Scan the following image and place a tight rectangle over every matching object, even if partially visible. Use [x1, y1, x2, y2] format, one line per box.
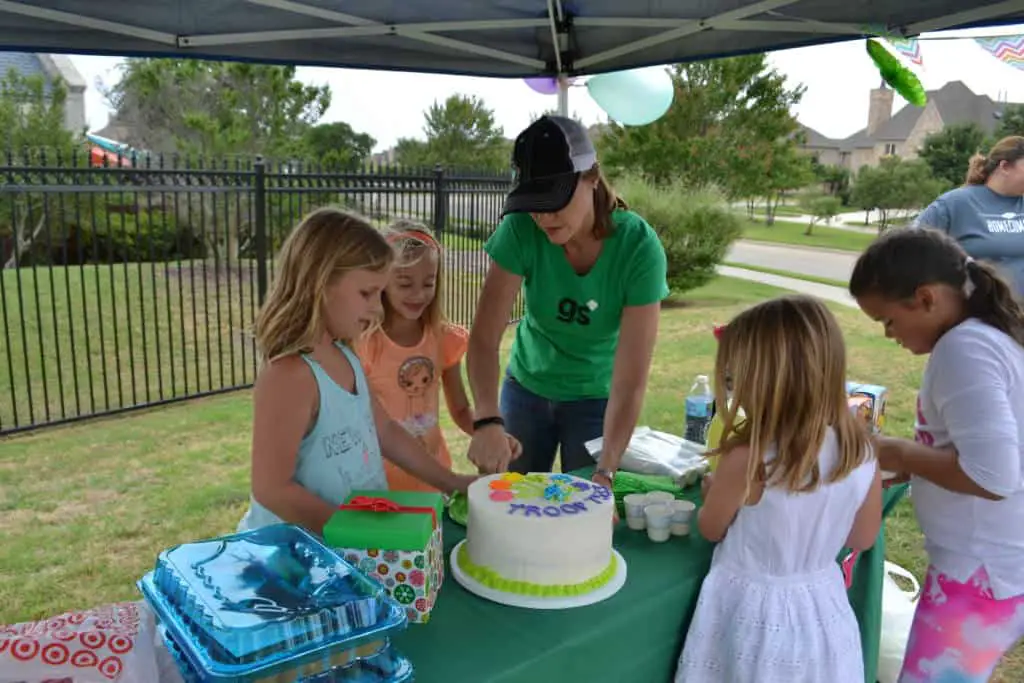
[323, 490, 444, 625]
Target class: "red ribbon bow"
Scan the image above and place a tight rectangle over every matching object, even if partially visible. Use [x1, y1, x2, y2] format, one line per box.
[339, 495, 438, 528]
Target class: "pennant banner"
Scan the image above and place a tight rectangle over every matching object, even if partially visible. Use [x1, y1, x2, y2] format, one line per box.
[975, 35, 1024, 71]
[887, 37, 923, 67]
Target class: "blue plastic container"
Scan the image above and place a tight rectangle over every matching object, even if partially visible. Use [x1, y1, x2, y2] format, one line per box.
[139, 524, 408, 682]
[158, 624, 415, 683]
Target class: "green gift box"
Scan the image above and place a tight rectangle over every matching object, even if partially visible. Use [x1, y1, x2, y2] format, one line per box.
[324, 490, 445, 624]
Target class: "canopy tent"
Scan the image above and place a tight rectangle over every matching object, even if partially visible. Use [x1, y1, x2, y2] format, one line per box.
[1, 0, 1023, 81]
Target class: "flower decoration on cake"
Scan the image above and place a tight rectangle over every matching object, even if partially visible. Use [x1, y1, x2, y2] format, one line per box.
[489, 490, 515, 502]
[489, 479, 513, 491]
[543, 483, 573, 502]
[500, 472, 525, 483]
[571, 480, 591, 491]
[550, 474, 573, 483]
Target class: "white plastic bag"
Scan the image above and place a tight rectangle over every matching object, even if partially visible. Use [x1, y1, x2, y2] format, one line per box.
[585, 426, 708, 483]
[877, 561, 921, 683]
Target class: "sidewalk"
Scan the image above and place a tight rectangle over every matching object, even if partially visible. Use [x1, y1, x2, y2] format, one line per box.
[717, 265, 856, 308]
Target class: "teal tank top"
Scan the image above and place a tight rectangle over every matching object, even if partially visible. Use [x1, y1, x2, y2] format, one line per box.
[238, 343, 389, 533]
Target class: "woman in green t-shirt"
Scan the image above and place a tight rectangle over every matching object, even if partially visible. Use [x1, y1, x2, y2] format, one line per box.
[465, 115, 669, 489]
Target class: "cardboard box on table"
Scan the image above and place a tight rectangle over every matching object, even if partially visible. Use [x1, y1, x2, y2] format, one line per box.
[323, 490, 444, 625]
[846, 381, 888, 434]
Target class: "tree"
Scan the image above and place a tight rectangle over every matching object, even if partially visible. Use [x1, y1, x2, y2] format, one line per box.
[850, 157, 948, 231]
[395, 95, 510, 171]
[103, 59, 332, 264]
[529, 109, 586, 124]
[801, 192, 843, 235]
[0, 69, 80, 268]
[994, 103, 1024, 139]
[812, 162, 851, 203]
[104, 58, 331, 158]
[918, 123, 985, 188]
[303, 121, 375, 169]
[597, 56, 806, 200]
[743, 140, 814, 224]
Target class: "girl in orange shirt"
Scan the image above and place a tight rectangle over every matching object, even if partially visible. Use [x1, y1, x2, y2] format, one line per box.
[356, 219, 520, 491]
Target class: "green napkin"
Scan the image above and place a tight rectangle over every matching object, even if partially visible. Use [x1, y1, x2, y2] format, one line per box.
[612, 471, 688, 514]
[447, 491, 468, 526]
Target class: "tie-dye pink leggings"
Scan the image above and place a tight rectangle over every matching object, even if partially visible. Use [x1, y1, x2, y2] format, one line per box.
[899, 566, 1024, 682]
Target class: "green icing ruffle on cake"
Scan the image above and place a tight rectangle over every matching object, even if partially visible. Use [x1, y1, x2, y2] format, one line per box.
[456, 543, 617, 597]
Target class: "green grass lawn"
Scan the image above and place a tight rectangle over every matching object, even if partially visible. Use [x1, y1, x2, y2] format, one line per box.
[743, 218, 878, 253]
[1, 274, 1020, 679]
[0, 263, 483, 433]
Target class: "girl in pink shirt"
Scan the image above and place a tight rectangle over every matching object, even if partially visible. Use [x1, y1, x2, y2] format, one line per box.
[356, 220, 520, 492]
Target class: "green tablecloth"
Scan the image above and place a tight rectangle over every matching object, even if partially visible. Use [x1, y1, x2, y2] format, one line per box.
[395, 473, 908, 683]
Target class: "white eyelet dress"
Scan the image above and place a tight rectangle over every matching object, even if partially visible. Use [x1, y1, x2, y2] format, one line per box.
[675, 429, 876, 683]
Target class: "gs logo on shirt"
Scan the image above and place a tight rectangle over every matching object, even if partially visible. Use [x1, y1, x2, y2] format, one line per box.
[556, 297, 592, 326]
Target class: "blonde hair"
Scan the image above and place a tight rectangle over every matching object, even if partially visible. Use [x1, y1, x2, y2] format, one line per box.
[714, 295, 871, 497]
[965, 136, 1024, 185]
[379, 218, 446, 331]
[254, 207, 393, 362]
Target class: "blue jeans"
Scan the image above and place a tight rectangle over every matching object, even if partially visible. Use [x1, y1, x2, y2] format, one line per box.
[500, 374, 607, 474]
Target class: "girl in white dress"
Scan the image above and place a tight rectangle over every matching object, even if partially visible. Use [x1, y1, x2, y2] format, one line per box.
[675, 294, 882, 683]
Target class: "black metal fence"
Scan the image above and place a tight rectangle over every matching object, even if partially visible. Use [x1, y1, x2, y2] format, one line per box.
[0, 150, 518, 435]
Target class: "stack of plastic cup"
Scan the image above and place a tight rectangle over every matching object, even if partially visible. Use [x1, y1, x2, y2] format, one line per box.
[668, 500, 696, 536]
[644, 504, 673, 542]
[623, 494, 650, 530]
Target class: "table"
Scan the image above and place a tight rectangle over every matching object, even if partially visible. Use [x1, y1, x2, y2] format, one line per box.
[395, 470, 908, 683]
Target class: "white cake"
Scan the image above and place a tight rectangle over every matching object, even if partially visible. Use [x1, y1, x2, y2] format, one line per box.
[458, 472, 616, 595]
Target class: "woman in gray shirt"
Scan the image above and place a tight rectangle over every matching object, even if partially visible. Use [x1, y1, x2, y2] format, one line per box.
[914, 136, 1024, 294]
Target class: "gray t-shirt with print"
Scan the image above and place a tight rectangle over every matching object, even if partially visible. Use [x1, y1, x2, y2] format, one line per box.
[914, 184, 1024, 294]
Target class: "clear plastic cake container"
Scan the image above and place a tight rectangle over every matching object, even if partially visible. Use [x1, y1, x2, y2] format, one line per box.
[158, 623, 414, 683]
[139, 524, 407, 681]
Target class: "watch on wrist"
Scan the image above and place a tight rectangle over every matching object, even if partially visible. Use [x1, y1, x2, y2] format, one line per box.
[472, 415, 505, 431]
[594, 468, 616, 485]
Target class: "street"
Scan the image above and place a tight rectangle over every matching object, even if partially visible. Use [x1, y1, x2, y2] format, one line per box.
[726, 240, 858, 283]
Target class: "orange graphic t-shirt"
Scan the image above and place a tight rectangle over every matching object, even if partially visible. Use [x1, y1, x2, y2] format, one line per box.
[355, 323, 469, 492]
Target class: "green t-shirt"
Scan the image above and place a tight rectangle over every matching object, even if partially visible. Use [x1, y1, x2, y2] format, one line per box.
[484, 209, 669, 401]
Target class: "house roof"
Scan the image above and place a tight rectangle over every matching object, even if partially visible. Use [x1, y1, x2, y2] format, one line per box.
[799, 124, 841, 149]
[0, 51, 85, 91]
[833, 81, 1011, 150]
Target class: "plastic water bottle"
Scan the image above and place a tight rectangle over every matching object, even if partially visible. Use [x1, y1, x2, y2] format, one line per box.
[684, 375, 715, 444]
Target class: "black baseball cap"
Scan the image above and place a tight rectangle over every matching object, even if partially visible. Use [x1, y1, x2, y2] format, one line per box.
[503, 115, 598, 215]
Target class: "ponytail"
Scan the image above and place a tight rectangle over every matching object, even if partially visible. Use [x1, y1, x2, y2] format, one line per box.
[964, 258, 1024, 346]
[964, 153, 992, 186]
[965, 136, 1024, 186]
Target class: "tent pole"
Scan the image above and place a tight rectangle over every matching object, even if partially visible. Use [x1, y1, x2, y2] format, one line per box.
[557, 76, 569, 117]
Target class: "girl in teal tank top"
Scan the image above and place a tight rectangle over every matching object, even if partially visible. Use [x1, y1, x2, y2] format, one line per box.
[240, 208, 476, 536]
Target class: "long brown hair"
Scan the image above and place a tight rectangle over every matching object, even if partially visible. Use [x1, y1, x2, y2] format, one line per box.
[254, 207, 393, 362]
[714, 295, 872, 496]
[849, 227, 1024, 346]
[965, 136, 1024, 185]
[584, 164, 628, 238]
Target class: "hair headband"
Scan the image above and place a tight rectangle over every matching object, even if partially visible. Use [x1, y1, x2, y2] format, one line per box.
[387, 229, 439, 250]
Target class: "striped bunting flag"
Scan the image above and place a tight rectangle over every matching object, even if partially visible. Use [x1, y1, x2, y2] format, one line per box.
[975, 35, 1024, 71]
[887, 37, 923, 67]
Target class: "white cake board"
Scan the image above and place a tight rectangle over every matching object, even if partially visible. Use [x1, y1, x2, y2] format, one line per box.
[449, 540, 627, 610]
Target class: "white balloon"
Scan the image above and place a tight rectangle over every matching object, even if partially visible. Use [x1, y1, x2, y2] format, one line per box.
[585, 67, 674, 126]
